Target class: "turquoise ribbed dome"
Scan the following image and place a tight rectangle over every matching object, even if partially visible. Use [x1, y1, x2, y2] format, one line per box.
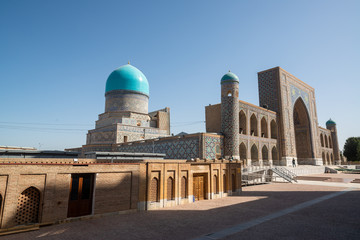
[221, 71, 239, 83]
[105, 64, 149, 96]
[326, 119, 336, 125]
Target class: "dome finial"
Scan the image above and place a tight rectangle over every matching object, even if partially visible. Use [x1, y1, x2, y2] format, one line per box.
[128, 61, 130, 65]
[229, 70, 231, 72]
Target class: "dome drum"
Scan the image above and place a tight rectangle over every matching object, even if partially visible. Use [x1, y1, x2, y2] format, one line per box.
[105, 89, 149, 114]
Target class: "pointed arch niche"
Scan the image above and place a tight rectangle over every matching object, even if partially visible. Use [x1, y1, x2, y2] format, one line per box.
[250, 114, 258, 136]
[251, 144, 259, 166]
[293, 98, 313, 163]
[239, 110, 247, 134]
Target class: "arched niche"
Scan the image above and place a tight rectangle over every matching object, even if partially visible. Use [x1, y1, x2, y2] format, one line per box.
[293, 98, 313, 162]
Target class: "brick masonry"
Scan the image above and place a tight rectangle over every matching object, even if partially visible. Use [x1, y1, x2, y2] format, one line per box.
[0, 158, 241, 228]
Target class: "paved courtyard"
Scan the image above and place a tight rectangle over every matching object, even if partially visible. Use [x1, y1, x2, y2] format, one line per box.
[2, 177, 360, 240]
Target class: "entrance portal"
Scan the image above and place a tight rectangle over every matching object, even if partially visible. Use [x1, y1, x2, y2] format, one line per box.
[68, 174, 94, 218]
[193, 174, 207, 201]
[293, 98, 313, 163]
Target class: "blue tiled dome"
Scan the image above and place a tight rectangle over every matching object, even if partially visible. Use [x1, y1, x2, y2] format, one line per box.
[221, 71, 239, 83]
[105, 64, 149, 96]
[326, 119, 336, 125]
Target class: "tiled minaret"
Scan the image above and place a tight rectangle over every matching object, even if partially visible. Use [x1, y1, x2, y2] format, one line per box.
[221, 71, 240, 160]
[326, 119, 341, 164]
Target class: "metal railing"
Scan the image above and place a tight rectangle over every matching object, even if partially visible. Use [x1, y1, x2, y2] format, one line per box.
[272, 167, 297, 183]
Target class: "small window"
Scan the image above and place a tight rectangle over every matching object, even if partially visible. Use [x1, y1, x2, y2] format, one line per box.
[124, 136, 128, 143]
[215, 145, 221, 154]
[227, 91, 232, 97]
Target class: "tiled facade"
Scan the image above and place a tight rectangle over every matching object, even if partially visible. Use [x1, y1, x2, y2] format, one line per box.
[205, 67, 340, 167]
[80, 66, 341, 168]
[83, 133, 224, 161]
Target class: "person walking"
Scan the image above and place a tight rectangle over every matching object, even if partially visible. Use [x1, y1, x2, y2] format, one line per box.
[292, 158, 296, 167]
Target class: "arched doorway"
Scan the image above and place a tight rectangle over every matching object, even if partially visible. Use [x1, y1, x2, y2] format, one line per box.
[0, 193, 2, 225]
[320, 133, 324, 147]
[262, 145, 269, 166]
[250, 114, 258, 136]
[293, 98, 313, 164]
[325, 136, 328, 148]
[231, 174, 236, 192]
[322, 152, 326, 165]
[213, 175, 218, 194]
[270, 120, 277, 139]
[261, 117, 268, 138]
[239, 110, 247, 134]
[223, 174, 227, 193]
[272, 146, 279, 166]
[150, 177, 160, 202]
[239, 143, 247, 166]
[181, 177, 187, 199]
[251, 144, 259, 166]
[167, 177, 175, 200]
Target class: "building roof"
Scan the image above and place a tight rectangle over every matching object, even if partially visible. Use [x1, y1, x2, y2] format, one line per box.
[0, 149, 79, 158]
[105, 64, 149, 96]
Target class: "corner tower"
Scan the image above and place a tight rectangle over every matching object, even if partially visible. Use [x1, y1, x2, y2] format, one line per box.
[221, 71, 240, 159]
[326, 119, 341, 164]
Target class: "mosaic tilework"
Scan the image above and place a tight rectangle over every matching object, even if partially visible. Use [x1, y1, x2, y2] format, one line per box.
[258, 69, 279, 112]
[221, 95, 239, 158]
[204, 135, 223, 159]
[117, 137, 199, 159]
[290, 84, 310, 111]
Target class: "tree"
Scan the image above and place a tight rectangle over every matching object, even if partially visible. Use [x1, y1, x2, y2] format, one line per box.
[343, 137, 360, 162]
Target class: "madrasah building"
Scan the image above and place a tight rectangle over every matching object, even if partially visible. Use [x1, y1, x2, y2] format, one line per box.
[79, 64, 341, 167]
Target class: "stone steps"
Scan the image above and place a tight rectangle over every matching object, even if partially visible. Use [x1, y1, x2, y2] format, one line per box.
[283, 165, 325, 176]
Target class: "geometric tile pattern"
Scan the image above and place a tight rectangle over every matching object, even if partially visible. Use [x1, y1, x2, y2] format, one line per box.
[16, 187, 40, 225]
[221, 95, 239, 158]
[290, 84, 310, 111]
[258, 69, 279, 112]
[204, 135, 223, 159]
[117, 137, 199, 159]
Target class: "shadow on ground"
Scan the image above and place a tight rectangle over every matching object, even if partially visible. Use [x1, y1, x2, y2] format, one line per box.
[2, 184, 360, 240]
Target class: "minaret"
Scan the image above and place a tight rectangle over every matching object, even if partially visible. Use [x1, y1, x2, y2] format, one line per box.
[221, 71, 240, 160]
[326, 119, 341, 164]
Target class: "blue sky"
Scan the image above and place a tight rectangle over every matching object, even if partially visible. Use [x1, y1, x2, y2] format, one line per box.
[1, 0, 359, 151]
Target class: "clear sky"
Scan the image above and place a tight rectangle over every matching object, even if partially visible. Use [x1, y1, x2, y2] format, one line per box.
[1, 0, 359, 151]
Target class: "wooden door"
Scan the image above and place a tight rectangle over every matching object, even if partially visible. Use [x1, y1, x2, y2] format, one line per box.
[68, 174, 94, 218]
[193, 174, 206, 201]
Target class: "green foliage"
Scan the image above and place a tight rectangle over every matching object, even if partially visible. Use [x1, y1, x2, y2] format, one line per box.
[343, 137, 360, 162]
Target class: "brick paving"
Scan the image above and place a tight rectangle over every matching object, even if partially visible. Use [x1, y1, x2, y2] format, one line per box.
[2, 182, 360, 240]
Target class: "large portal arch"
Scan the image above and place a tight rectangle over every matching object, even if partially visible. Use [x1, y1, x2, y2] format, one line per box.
[293, 98, 313, 164]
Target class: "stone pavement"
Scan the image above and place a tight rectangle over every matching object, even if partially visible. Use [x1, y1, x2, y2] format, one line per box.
[2, 182, 360, 240]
